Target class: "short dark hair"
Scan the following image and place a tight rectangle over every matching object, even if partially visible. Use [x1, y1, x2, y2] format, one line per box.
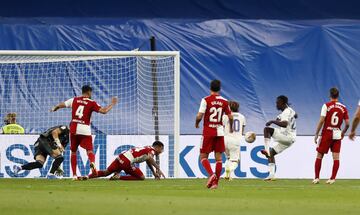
[330, 87, 339, 99]
[277, 95, 289, 105]
[152, 140, 164, 148]
[229, 101, 239, 112]
[82, 85, 92, 94]
[210, 80, 221, 92]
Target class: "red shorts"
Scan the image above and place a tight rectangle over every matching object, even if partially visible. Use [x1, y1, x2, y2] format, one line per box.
[200, 136, 225, 154]
[317, 132, 341, 154]
[107, 154, 144, 178]
[70, 134, 93, 152]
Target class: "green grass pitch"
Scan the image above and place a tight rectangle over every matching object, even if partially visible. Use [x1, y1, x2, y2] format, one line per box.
[1, 179, 360, 215]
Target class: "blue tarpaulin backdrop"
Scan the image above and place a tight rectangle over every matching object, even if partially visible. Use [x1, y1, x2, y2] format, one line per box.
[0, 1, 360, 135]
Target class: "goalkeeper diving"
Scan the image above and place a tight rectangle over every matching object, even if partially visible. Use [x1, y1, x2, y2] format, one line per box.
[13, 125, 69, 179]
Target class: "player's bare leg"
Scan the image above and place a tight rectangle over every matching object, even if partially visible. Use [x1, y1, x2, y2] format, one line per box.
[313, 152, 324, 184]
[327, 152, 340, 184]
[200, 153, 216, 188]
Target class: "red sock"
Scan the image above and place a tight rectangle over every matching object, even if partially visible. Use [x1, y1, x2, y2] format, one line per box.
[88, 151, 95, 163]
[120, 175, 143, 180]
[215, 161, 222, 179]
[96, 170, 107, 177]
[330, 160, 340, 180]
[71, 153, 77, 176]
[315, 158, 322, 179]
[88, 172, 97, 179]
[201, 158, 214, 176]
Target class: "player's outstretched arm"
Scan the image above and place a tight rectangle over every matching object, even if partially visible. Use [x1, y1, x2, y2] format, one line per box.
[342, 119, 350, 139]
[50, 102, 67, 112]
[350, 106, 360, 140]
[146, 160, 160, 179]
[195, 112, 204, 128]
[51, 128, 65, 152]
[98, 97, 118, 114]
[228, 113, 234, 133]
[267, 120, 288, 128]
[147, 156, 166, 179]
[314, 116, 325, 144]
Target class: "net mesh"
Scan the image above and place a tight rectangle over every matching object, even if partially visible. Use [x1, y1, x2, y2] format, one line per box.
[0, 54, 177, 178]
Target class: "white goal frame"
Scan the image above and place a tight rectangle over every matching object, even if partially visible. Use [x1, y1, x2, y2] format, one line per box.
[0, 50, 180, 178]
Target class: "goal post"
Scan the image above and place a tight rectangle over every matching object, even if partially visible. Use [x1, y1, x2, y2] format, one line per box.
[0, 50, 180, 178]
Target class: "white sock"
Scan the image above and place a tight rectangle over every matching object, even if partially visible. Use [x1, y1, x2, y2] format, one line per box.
[230, 161, 238, 176]
[264, 138, 270, 153]
[230, 161, 238, 171]
[269, 163, 276, 178]
[224, 160, 230, 172]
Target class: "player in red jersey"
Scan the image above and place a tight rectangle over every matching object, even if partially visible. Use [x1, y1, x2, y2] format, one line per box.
[51, 85, 118, 180]
[195, 80, 233, 189]
[313, 88, 349, 184]
[88, 141, 165, 180]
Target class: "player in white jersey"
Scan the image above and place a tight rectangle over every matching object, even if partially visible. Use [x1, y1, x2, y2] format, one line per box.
[222, 101, 246, 180]
[349, 100, 360, 140]
[261, 95, 297, 181]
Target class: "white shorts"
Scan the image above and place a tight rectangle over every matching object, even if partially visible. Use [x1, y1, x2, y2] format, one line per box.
[272, 128, 295, 154]
[224, 136, 241, 161]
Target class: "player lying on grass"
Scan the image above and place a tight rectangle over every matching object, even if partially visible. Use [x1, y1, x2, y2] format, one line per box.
[222, 101, 246, 180]
[261, 95, 297, 181]
[313, 87, 349, 184]
[13, 125, 69, 179]
[88, 141, 166, 180]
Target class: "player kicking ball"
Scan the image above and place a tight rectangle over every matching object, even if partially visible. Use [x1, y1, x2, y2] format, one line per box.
[261, 95, 297, 181]
[13, 125, 69, 179]
[313, 88, 349, 185]
[222, 101, 246, 180]
[195, 80, 233, 189]
[51, 85, 117, 180]
[87, 141, 165, 180]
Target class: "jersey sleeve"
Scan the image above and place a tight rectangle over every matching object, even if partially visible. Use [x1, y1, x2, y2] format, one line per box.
[92, 101, 101, 112]
[320, 104, 327, 117]
[198, 98, 207, 113]
[243, 115, 247, 126]
[64, 98, 74, 108]
[280, 109, 291, 122]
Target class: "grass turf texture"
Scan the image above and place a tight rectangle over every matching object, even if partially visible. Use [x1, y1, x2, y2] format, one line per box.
[0, 179, 359, 215]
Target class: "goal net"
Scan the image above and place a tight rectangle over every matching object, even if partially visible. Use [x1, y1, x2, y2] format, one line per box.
[0, 51, 180, 178]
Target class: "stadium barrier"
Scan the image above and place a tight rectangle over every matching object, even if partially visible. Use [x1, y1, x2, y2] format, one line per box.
[1, 135, 359, 179]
